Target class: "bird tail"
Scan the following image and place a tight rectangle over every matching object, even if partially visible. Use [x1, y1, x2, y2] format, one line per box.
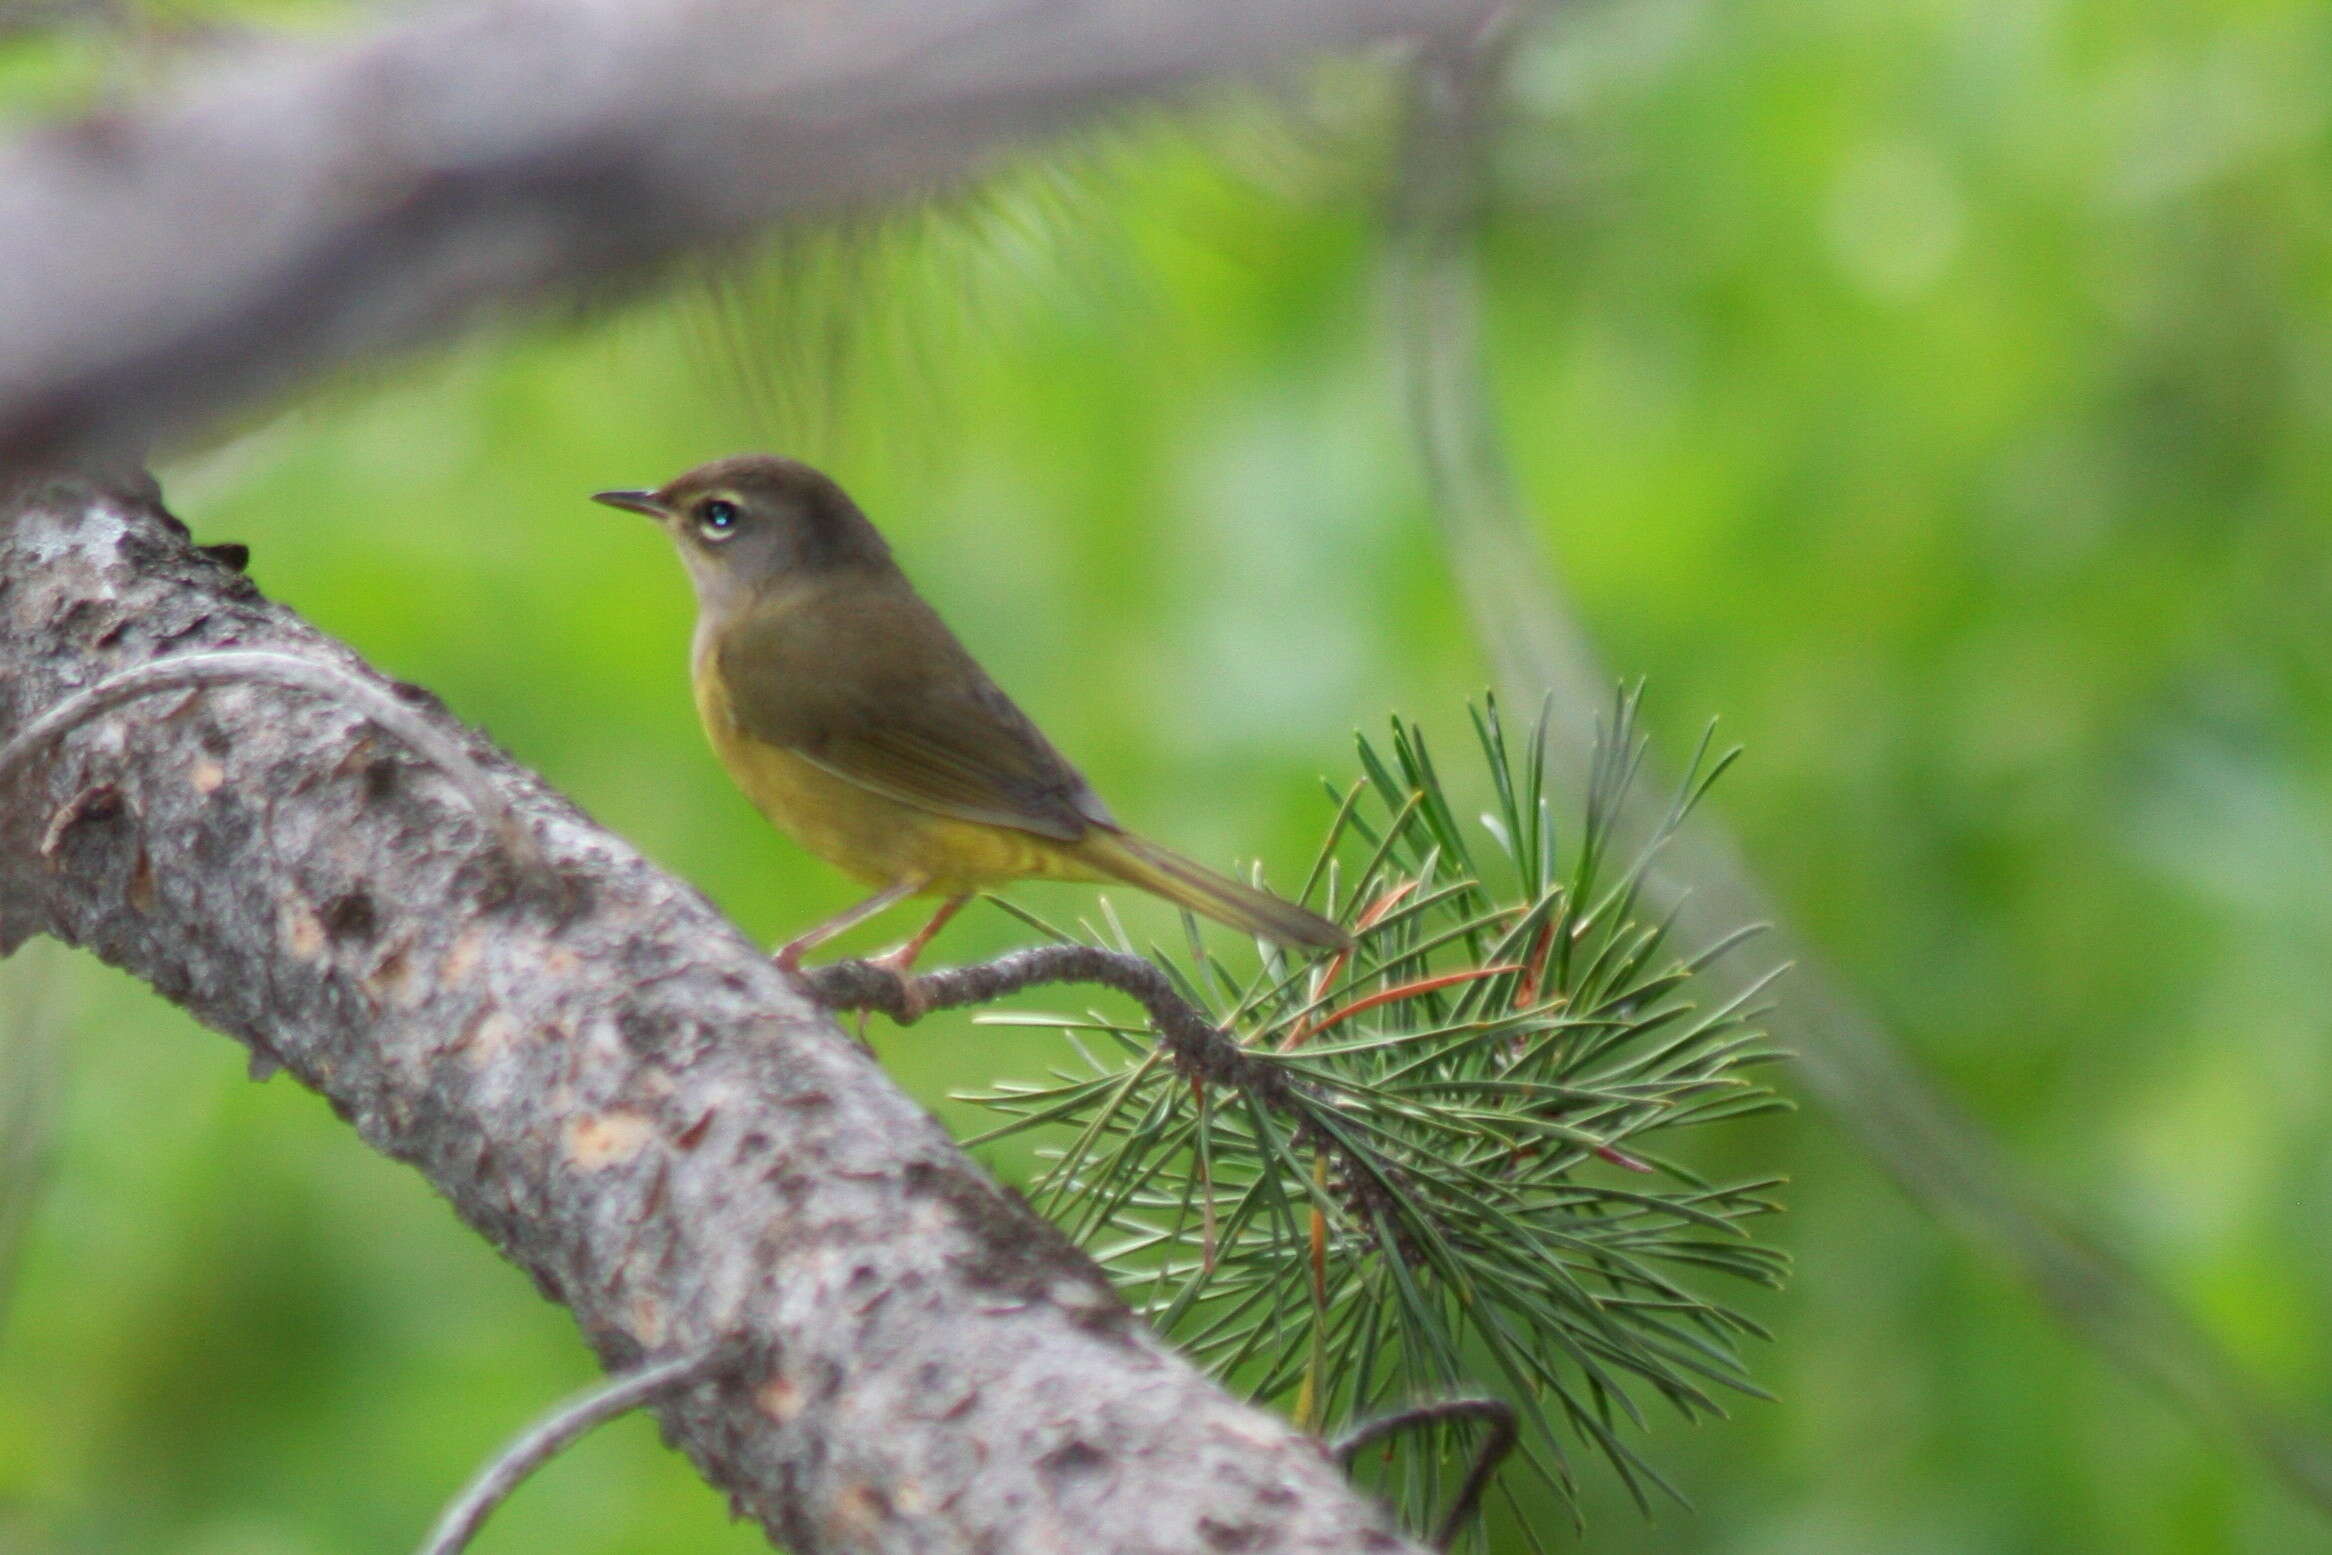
[1078, 829, 1349, 953]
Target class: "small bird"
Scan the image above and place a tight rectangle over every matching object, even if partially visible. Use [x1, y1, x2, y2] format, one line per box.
[594, 455, 1348, 974]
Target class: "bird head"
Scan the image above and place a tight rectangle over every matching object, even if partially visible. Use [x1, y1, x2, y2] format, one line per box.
[593, 454, 890, 610]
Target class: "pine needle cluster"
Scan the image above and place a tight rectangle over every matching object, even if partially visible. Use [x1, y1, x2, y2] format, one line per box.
[960, 693, 1790, 1538]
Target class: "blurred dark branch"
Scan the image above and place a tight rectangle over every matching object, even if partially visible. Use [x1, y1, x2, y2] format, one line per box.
[1390, 10, 1608, 766]
[0, 0, 1492, 465]
[1387, 17, 2332, 1519]
[0, 471, 1424, 1555]
[0, 0, 119, 44]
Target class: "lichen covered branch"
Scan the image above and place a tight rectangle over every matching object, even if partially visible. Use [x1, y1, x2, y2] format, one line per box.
[0, 469, 1422, 1555]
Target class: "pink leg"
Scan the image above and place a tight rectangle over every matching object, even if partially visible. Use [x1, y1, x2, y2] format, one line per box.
[774, 881, 918, 973]
[873, 894, 969, 977]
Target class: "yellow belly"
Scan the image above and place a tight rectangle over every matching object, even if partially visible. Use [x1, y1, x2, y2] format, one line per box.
[696, 671, 1101, 896]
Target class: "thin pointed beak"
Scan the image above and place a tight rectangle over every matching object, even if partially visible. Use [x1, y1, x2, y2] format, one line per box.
[591, 488, 667, 518]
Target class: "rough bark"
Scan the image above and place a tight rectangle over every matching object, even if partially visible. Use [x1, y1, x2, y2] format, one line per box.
[0, 0, 1493, 463]
[0, 468, 1422, 1555]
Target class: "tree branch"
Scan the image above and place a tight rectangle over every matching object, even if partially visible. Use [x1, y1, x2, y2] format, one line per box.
[804, 945, 1426, 1258]
[0, 468, 1425, 1555]
[0, 0, 1492, 464]
[806, 945, 1265, 1081]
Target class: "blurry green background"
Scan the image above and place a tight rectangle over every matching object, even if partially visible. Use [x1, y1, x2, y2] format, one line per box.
[9, 0, 2332, 1549]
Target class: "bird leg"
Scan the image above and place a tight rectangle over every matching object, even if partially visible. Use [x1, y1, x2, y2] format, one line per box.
[773, 881, 919, 973]
[872, 894, 969, 979]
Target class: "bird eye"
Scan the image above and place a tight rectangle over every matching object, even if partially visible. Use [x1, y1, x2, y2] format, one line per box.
[697, 498, 741, 539]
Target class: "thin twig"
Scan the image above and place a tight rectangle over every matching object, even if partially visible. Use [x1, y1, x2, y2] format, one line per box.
[417, 1347, 733, 1555]
[805, 947, 1420, 1248]
[0, 649, 551, 882]
[809, 946, 1268, 1087]
[1331, 1397, 1517, 1550]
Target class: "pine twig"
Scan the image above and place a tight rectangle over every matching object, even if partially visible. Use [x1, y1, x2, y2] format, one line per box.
[940, 698, 1788, 1534]
[806, 946, 1249, 1075]
[803, 946, 1419, 1246]
[1332, 1398, 1516, 1551]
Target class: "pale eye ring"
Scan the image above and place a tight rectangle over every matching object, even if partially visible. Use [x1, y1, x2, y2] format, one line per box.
[697, 498, 740, 540]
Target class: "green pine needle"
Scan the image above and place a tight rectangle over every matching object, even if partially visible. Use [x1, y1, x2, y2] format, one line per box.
[959, 689, 1790, 1539]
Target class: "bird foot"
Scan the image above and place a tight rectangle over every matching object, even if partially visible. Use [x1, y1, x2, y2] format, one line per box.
[867, 944, 919, 978]
[868, 948, 932, 1022]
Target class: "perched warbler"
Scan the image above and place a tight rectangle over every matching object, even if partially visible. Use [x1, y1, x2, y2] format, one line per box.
[593, 455, 1348, 972]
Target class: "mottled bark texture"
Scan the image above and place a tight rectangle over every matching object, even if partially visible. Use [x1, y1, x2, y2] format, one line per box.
[0, 0, 1493, 463]
[0, 471, 1421, 1555]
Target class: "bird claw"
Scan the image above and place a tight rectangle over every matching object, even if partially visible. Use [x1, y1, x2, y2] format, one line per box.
[868, 950, 931, 1022]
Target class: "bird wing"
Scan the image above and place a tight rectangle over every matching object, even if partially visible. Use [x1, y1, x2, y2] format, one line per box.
[715, 576, 1113, 843]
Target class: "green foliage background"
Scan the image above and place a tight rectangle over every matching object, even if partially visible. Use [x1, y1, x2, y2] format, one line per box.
[8, 0, 2332, 1549]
